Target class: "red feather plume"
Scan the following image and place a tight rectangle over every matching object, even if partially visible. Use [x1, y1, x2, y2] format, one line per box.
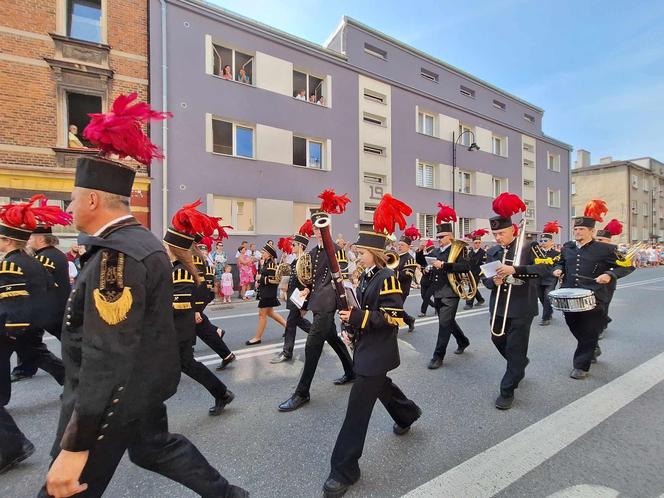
[299, 219, 314, 237]
[215, 224, 233, 240]
[318, 189, 351, 215]
[472, 228, 489, 238]
[278, 237, 293, 254]
[436, 203, 457, 223]
[83, 92, 172, 166]
[543, 220, 561, 234]
[373, 194, 412, 235]
[513, 223, 519, 236]
[603, 219, 623, 236]
[171, 199, 218, 237]
[584, 199, 608, 222]
[492, 192, 526, 218]
[0, 194, 72, 230]
[197, 236, 214, 251]
[404, 224, 421, 240]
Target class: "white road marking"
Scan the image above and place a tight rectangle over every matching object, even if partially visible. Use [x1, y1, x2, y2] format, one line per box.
[402, 351, 664, 498]
[546, 485, 620, 498]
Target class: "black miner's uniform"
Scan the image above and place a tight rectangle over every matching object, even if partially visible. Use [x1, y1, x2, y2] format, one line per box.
[553, 240, 634, 372]
[280, 256, 312, 359]
[40, 218, 232, 497]
[483, 239, 547, 398]
[465, 245, 486, 307]
[396, 252, 418, 328]
[12, 244, 71, 378]
[534, 245, 560, 322]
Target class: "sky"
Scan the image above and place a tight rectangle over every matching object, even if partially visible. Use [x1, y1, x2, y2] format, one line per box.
[210, 0, 664, 164]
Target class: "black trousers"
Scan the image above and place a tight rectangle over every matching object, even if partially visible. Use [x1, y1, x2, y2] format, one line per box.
[329, 375, 420, 485]
[0, 406, 29, 460]
[294, 311, 353, 397]
[179, 338, 227, 399]
[564, 305, 606, 371]
[282, 308, 312, 357]
[537, 283, 556, 320]
[38, 404, 230, 498]
[604, 287, 616, 330]
[491, 316, 533, 396]
[11, 324, 63, 378]
[465, 272, 485, 306]
[196, 313, 232, 360]
[419, 280, 436, 314]
[1, 334, 63, 402]
[432, 297, 469, 359]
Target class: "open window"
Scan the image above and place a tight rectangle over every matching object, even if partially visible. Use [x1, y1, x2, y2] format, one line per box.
[293, 136, 324, 169]
[66, 92, 101, 148]
[293, 70, 325, 104]
[212, 118, 254, 158]
[212, 43, 253, 84]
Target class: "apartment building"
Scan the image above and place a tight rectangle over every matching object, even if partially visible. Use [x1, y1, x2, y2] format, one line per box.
[149, 0, 571, 250]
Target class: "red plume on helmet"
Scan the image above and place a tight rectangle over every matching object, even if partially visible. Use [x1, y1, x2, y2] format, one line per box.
[471, 228, 489, 238]
[583, 199, 608, 222]
[278, 237, 293, 254]
[171, 199, 218, 237]
[0, 194, 72, 230]
[513, 223, 519, 236]
[492, 192, 526, 218]
[373, 194, 412, 235]
[543, 220, 561, 234]
[83, 92, 172, 166]
[215, 224, 233, 240]
[299, 219, 314, 237]
[436, 203, 457, 223]
[318, 189, 351, 215]
[404, 224, 421, 240]
[603, 219, 623, 236]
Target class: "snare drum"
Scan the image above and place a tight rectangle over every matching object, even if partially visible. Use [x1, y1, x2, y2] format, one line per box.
[548, 288, 596, 312]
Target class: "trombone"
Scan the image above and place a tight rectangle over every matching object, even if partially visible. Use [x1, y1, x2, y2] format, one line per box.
[491, 219, 527, 337]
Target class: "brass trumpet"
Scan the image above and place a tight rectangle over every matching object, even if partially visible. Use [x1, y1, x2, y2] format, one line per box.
[385, 249, 400, 270]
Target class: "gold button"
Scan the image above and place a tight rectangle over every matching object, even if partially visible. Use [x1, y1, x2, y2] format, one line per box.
[102, 423, 109, 429]
[97, 435, 104, 440]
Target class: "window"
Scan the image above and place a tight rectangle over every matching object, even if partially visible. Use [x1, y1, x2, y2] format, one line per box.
[642, 203, 649, 216]
[523, 142, 535, 153]
[631, 174, 639, 189]
[212, 196, 255, 233]
[631, 200, 638, 214]
[212, 44, 253, 84]
[67, 0, 102, 43]
[66, 92, 101, 148]
[363, 112, 386, 127]
[492, 177, 507, 197]
[363, 144, 385, 156]
[523, 159, 534, 168]
[417, 111, 435, 136]
[571, 205, 576, 217]
[417, 162, 435, 188]
[293, 70, 324, 103]
[460, 85, 475, 98]
[643, 179, 649, 192]
[293, 136, 323, 169]
[363, 89, 385, 104]
[457, 218, 471, 239]
[571, 182, 576, 195]
[492, 99, 506, 111]
[417, 213, 435, 239]
[364, 43, 387, 60]
[643, 228, 649, 240]
[492, 135, 506, 156]
[363, 173, 385, 185]
[457, 171, 472, 194]
[547, 188, 560, 208]
[630, 227, 638, 241]
[364, 203, 378, 213]
[524, 113, 535, 123]
[458, 124, 474, 146]
[420, 68, 439, 83]
[212, 118, 254, 158]
[547, 153, 560, 172]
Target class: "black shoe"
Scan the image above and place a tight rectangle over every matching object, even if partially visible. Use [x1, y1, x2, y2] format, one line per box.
[570, 368, 588, 379]
[225, 484, 250, 498]
[0, 439, 35, 474]
[454, 342, 469, 355]
[539, 319, 551, 326]
[476, 300, 485, 306]
[209, 390, 235, 416]
[417, 312, 426, 318]
[270, 352, 292, 364]
[591, 346, 602, 363]
[495, 394, 514, 410]
[323, 477, 351, 498]
[463, 304, 473, 310]
[245, 339, 262, 346]
[407, 317, 416, 332]
[278, 394, 310, 412]
[216, 353, 236, 371]
[333, 373, 356, 385]
[427, 357, 443, 369]
[10, 372, 33, 383]
[393, 405, 422, 435]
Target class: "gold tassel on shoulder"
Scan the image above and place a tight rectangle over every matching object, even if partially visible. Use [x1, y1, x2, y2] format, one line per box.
[93, 287, 133, 325]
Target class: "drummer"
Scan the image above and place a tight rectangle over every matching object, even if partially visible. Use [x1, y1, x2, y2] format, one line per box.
[552, 200, 632, 379]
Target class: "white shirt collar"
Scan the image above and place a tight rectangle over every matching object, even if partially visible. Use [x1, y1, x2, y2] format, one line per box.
[365, 265, 376, 275]
[93, 215, 134, 236]
[440, 243, 452, 252]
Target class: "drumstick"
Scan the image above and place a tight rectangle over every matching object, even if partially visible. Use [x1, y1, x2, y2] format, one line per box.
[570, 273, 597, 282]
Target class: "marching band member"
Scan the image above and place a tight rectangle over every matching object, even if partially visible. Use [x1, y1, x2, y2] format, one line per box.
[552, 201, 633, 379]
[463, 229, 488, 310]
[426, 203, 471, 370]
[483, 193, 548, 410]
[396, 225, 420, 332]
[535, 221, 562, 326]
[324, 194, 421, 498]
[271, 223, 313, 363]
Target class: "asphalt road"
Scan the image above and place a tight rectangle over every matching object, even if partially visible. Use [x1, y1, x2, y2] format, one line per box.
[4, 267, 664, 498]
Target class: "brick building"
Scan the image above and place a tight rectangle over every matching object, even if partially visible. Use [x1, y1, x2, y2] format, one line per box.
[0, 0, 151, 237]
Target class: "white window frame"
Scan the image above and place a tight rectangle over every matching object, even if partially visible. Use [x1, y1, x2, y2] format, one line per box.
[571, 182, 576, 195]
[293, 69, 326, 105]
[293, 136, 324, 170]
[643, 179, 649, 192]
[522, 142, 535, 153]
[416, 162, 435, 189]
[547, 152, 561, 172]
[631, 174, 639, 189]
[547, 188, 561, 208]
[571, 205, 576, 217]
[363, 89, 385, 104]
[459, 124, 474, 146]
[420, 68, 439, 83]
[417, 111, 436, 137]
[630, 226, 638, 241]
[492, 177, 507, 197]
[417, 213, 435, 239]
[456, 218, 472, 239]
[212, 43, 254, 85]
[492, 99, 506, 111]
[631, 200, 638, 214]
[525, 199, 536, 219]
[457, 170, 472, 194]
[492, 135, 506, 157]
[642, 202, 649, 216]
[363, 112, 386, 127]
[213, 196, 256, 235]
[211, 118, 255, 159]
[460, 85, 475, 98]
[523, 159, 534, 168]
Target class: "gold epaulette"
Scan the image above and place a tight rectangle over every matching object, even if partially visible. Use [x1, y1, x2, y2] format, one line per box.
[0, 261, 23, 275]
[380, 275, 402, 295]
[205, 266, 214, 277]
[192, 255, 204, 266]
[172, 268, 195, 284]
[534, 257, 555, 265]
[36, 255, 55, 270]
[0, 281, 29, 299]
[336, 250, 347, 263]
[404, 258, 418, 269]
[173, 302, 192, 310]
[380, 306, 405, 327]
[615, 257, 633, 268]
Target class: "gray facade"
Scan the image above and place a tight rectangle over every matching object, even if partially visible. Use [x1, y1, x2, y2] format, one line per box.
[150, 0, 571, 255]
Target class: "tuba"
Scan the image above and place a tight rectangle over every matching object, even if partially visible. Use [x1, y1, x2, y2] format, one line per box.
[447, 240, 477, 300]
[275, 262, 291, 281]
[295, 253, 313, 286]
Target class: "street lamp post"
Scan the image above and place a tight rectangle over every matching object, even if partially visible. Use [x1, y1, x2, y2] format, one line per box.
[452, 130, 480, 211]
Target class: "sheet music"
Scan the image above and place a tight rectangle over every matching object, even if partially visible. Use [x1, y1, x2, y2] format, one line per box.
[343, 280, 360, 309]
[480, 260, 502, 278]
[289, 288, 306, 309]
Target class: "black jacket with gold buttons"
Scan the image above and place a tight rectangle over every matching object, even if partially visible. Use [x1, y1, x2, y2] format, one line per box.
[428, 245, 471, 300]
[35, 245, 72, 325]
[307, 244, 348, 313]
[257, 258, 279, 301]
[397, 252, 418, 300]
